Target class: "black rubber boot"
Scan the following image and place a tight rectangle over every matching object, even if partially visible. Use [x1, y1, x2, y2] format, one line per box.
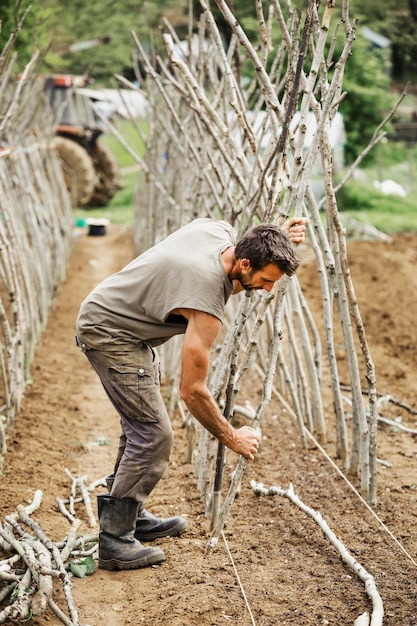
[135, 504, 187, 542]
[105, 474, 187, 542]
[97, 494, 166, 571]
[105, 474, 116, 492]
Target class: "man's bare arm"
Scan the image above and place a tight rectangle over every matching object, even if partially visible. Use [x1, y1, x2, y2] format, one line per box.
[176, 309, 259, 460]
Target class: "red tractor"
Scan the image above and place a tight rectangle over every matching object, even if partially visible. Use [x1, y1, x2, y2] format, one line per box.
[46, 74, 120, 208]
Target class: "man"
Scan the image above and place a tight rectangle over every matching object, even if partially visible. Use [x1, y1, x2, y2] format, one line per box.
[75, 216, 307, 571]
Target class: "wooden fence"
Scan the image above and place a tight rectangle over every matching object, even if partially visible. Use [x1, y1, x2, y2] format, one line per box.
[127, 0, 393, 512]
[0, 54, 74, 458]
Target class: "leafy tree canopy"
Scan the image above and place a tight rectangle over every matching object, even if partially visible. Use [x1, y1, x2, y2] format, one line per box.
[349, 0, 417, 82]
[2, 1, 416, 84]
[0, 0, 37, 69]
[1, 0, 188, 83]
[34, 0, 185, 83]
[0, 0, 413, 162]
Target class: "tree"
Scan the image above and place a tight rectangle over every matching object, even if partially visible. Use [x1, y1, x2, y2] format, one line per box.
[349, 0, 417, 82]
[35, 0, 187, 83]
[0, 0, 37, 70]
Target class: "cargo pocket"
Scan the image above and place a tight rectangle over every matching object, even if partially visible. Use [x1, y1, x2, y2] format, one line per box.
[109, 364, 159, 422]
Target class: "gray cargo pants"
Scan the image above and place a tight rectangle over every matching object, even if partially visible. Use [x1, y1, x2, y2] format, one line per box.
[76, 338, 173, 502]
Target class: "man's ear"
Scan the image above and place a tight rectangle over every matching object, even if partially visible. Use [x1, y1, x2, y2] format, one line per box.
[240, 258, 251, 270]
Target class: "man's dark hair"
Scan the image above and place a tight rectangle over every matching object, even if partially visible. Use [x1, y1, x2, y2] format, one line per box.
[235, 223, 300, 276]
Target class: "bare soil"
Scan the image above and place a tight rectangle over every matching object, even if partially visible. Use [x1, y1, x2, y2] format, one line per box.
[1, 225, 416, 626]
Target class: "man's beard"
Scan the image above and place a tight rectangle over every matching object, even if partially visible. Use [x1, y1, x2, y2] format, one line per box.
[235, 270, 259, 291]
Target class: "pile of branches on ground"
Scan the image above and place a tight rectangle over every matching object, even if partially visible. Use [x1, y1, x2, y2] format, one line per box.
[0, 472, 102, 626]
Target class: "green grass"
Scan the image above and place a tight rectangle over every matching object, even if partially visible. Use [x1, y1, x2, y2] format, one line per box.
[340, 201, 417, 233]
[101, 118, 147, 167]
[336, 172, 417, 233]
[334, 139, 417, 233]
[74, 168, 138, 226]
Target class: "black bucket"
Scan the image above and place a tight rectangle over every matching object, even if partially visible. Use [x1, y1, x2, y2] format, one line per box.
[86, 218, 110, 236]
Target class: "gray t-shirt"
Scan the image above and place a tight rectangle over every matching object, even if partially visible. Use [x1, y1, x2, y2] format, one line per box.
[76, 218, 236, 349]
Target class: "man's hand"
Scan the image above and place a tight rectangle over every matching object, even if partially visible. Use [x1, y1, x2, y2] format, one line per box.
[282, 216, 308, 245]
[230, 425, 260, 461]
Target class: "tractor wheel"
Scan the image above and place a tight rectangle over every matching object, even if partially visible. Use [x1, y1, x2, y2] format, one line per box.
[87, 142, 121, 208]
[53, 137, 96, 207]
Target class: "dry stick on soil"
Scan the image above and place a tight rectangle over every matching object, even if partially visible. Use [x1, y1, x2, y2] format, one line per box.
[48, 598, 80, 626]
[0, 526, 56, 624]
[378, 415, 417, 435]
[354, 613, 372, 626]
[77, 480, 96, 527]
[2, 489, 43, 537]
[2, 516, 63, 580]
[59, 521, 83, 564]
[339, 385, 417, 417]
[372, 385, 417, 433]
[64, 470, 96, 528]
[250, 481, 384, 626]
[16, 505, 81, 626]
[0, 566, 33, 623]
[0, 571, 20, 584]
[56, 497, 78, 525]
[31, 540, 54, 616]
[0, 552, 20, 570]
[0, 582, 18, 606]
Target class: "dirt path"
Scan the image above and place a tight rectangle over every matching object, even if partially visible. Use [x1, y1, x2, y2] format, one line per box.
[1, 225, 416, 626]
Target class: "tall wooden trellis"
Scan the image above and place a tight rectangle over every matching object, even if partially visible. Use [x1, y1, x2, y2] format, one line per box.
[126, 0, 394, 517]
[0, 41, 74, 453]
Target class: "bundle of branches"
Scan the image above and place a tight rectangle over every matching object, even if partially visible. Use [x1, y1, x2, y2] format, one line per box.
[0, 473, 101, 625]
[0, 5, 74, 450]
[117, 0, 404, 522]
